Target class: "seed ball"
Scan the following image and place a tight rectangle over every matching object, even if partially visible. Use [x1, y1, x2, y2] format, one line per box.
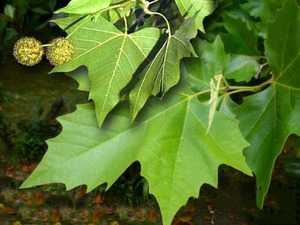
[13, 37, 43, 66]
[46, 38, 75, 66]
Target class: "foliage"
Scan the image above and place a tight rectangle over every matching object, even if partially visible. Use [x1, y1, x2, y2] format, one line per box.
[19, 0, 300, 224]
[236, 0, 300, 207]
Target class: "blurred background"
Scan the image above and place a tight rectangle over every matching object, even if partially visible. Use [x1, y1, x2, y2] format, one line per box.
[0, 0, 300, 225]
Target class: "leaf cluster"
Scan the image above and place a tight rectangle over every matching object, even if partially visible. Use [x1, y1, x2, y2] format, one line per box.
[21, 0, 300, 224]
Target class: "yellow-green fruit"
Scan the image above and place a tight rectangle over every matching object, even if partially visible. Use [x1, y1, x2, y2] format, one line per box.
[13, 37, 43, 66]
[46, 38, 75, 66]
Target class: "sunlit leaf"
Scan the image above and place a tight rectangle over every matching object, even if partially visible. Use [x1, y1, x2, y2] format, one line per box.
[52, 16, 160, 126]
[22, 82, 251, 225]
[175, 0, 217, 31]
[129, 15, 198, 120]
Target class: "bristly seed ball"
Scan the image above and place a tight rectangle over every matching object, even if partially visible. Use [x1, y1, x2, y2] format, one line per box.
[46, 37, 75, 66]
[13, 37, 43, 66]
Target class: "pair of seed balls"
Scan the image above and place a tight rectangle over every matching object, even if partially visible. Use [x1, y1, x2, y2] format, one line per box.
[13, 37, 75, 67]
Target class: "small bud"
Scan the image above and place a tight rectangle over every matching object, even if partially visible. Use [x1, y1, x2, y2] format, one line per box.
[13, 37, 43, 66]
[46, 37, 75, 66]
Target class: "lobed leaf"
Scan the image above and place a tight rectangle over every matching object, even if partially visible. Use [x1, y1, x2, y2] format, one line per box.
[225, 55, 260, 82]
[236, 0, 300, 208]
[129, 15, 198, 120]
[175, 0, 217, 31]
[52, 16, 160, 126]
[22, 82, 251, 225]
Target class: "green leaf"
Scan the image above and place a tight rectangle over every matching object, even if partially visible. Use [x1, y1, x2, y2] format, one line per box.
[184, 36, 241, 129]
[186, 36, 229, 92]
[107, 0, 136, 23]
[175, 0, 217, 31]
[21, 82, 251, 225]
[207, 75, 224, 133]
[129, 15, 198, 120]
[66, 68, 90, 92]
[224, 55, 260, 82]
[4, 4, 15, 18]
[219, 95, 238, 118]
[52, 16, 160, 126]
[56, 0, 112, 14]
[236, 0, 300, 208]
[220, 15, 259, 56]
[242, 0, 285, 38]
[217, 0, 252, 20]
[184, 36, 259, 130]
[220, 15, 261, 82]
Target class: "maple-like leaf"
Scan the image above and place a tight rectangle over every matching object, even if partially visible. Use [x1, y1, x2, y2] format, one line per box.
[52, 16, 160, 126]
[21, 81, 251, 225]
[175, 0, 217, 31]
[236, 0, 300, 208]
[129, 15, 197, 120]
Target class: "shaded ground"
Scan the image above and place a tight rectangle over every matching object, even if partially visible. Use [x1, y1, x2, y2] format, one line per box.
[0, 56, 88, 122]
[0, 56, 299, 225]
